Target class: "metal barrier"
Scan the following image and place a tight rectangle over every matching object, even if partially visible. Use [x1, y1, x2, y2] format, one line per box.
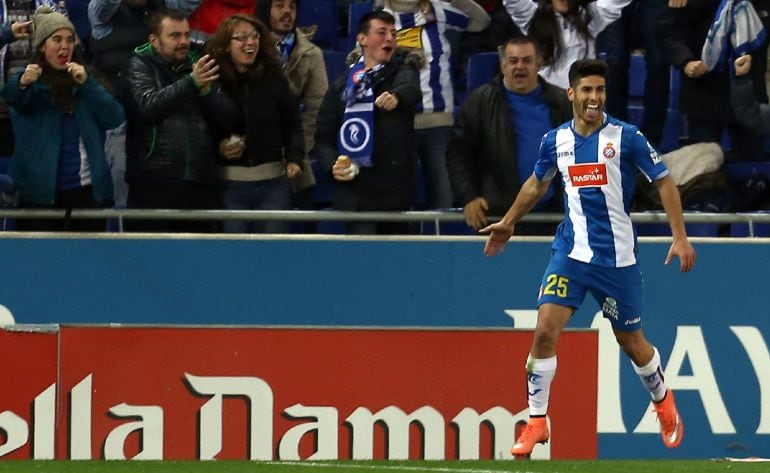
[1, 208, 769, 236]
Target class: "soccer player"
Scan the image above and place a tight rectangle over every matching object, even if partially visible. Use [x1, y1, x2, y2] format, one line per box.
[481, 58, 696, 457]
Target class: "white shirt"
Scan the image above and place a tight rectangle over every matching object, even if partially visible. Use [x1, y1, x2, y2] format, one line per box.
[503, 0, 631, 88]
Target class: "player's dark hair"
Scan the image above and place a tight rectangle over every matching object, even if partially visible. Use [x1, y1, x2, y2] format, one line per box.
[358, 10, 396, 36]
[568, 59, 608, 87]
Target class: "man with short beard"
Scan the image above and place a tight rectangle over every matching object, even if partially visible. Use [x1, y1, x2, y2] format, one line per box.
[121, 9, 236, 232]
[89, 0, 201, 208]
[447, 35, 571, 233]
[255, 0, 328, 223]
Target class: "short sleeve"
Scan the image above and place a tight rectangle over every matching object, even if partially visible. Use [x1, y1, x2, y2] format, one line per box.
[630, 128, 669, 182]
[533, 131, 558, 182]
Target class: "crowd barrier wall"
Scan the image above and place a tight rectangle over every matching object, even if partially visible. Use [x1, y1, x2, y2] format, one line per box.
[0, 234, 768, 460]
[0, 326, 597, 461]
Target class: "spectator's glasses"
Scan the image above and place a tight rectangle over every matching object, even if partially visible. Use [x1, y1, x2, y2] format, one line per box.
[231, 31, 261, 43]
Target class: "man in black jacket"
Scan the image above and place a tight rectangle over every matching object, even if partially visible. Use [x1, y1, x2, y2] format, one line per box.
[89, 0, 201, 208]
[732, 54, 770, 134]
[121, 8, 235, 232]
[312, 10, 421, 234]
[657, 0, 769, 161]
[447, 35, 571, 232]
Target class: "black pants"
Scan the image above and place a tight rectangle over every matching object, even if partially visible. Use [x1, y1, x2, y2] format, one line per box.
[16, 186, 108, 232]
[126, 181, 220, 233]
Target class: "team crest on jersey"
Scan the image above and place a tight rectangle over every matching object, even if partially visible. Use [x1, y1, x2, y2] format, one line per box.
[568, 163, 608, 188]
[352, 69, 367, 84]
[603, 142, 616, 159]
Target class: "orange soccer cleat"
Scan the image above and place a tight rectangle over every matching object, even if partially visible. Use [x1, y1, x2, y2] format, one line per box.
[653, 390, 684, 448]
[511, 417, 550, 457]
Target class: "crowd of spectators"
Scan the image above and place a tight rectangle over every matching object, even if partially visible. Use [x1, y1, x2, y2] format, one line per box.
[1, 0, 770, 235]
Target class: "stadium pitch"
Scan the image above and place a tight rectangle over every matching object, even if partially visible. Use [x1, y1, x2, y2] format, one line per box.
[0, 460, 766, 473]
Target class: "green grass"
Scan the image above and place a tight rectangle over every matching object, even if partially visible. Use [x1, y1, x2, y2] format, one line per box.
[0, 460, 766, 473]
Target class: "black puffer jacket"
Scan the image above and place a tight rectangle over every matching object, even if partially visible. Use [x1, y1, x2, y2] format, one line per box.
[121, 44, 237, 183]
[731, 75, 770, 133]
[313, 50, 422, 211]
[446, 75, 571, 215]
[219, 70, 304, 168]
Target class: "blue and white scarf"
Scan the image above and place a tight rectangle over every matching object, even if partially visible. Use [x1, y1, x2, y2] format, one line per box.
[702, 0, 767, 72]
[275, 32, 295, 69]
[337, 57, 383, 167]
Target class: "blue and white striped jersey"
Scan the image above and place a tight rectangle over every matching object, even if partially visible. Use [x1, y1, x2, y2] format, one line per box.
[388, 0, 470, 114]
[534, 114, 669, 268]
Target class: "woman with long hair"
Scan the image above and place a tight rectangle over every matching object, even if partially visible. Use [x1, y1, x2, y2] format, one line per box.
[504, 0, 630, 88]
[1, 6, 124, 231]
[204, 13, 304, 233]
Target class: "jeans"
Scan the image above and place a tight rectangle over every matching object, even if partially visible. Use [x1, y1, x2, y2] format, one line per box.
[222, 177, 292, 233]
[687, 118, 765, 161]
[597, 0, 669, 147]
[16, 185, 107, 232]
[127, 180, 220, 233]
[598, 4, 633, 121]
[638, 0, 670, 147]
[105, 122, 128, 208]
[414, 126, 454, 209]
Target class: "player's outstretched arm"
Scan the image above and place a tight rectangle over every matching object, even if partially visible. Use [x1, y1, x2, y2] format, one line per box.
[655, 175, 696, 272]
[480, 174, 551, 257]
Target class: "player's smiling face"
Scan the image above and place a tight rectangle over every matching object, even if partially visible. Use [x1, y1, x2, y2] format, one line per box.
[568, 75, 606, 135]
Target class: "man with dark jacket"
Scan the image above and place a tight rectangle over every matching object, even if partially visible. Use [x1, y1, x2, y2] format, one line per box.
[89, 0, 201, 91]
[89, 0, 200, 208]
[732, 53, 770, 134]
[312, 10, 421, 234]
[255, 0, 328, 226]
[657, 0, 769, 161]
[121, 8, 236, 232]
[447, 35, 571, 232]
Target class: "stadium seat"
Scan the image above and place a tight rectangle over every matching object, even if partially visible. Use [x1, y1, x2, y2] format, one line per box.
[658, 109, 683, 153]
[419, 209, 476, 235]
[310, 159, 334, 208]
[669, 66, 681, 111]
[628, 53, 646, 98]
[730, 220, 770, 237]
[346, 0, 373, 52]
[724, 161, 770, 180]
[636, 222, 721, 237]
[297, 0, 338, 50]
[323, 49, 348, 85]
[0, 160, 16, 231]
[627, 63, 683, 152]
[466, 52, 499, 93]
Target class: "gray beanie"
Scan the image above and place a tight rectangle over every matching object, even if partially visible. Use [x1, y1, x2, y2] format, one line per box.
[32, 5, 77, 50]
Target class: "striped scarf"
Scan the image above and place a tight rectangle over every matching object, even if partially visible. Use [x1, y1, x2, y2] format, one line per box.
[702, 0, 767, 71]
[337, 57, 383, 167]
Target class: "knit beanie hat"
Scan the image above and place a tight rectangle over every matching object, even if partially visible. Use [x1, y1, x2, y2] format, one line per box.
[31, 5, 77, 50]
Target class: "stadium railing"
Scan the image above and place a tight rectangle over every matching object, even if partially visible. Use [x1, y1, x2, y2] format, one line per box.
[2, 209, 770, 236]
